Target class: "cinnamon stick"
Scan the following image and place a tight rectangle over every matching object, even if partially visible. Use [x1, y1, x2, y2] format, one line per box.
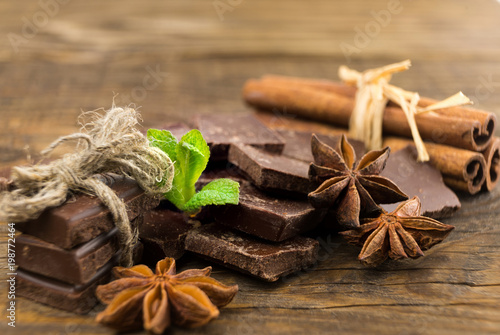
[261, 74, 357, 99]
[244, 75, 496, 152]
[482, 137, 500, 191]
[243, 79, 354, 126]
[383, 137, 487, 195]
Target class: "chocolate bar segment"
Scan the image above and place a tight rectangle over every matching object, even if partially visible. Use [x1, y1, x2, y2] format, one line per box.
[16, 228, 118, 285]
[16, 174, 160, 249]
[228, 143, 311, 195]
[16, 215, 144, 285]
[17, 254, 119, 314]
[193, 114, 284, 161]
[381, 146, 461, 218]
[212, 181, 325, 241]
[185, 223, 319, 282]
[140, 208, 199, 262]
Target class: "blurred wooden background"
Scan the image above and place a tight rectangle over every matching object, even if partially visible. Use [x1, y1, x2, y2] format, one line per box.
[1, 0, 500, 334]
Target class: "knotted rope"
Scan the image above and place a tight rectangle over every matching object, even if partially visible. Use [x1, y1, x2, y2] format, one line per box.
[0, 106, 175, 266]
[339, 60, 472, 162]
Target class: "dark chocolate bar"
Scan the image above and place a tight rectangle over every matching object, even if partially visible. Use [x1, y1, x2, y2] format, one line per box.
[16, 228, 118, 285]
[381, 146, 461, 218]
[140, 208, 199, 262]
[212, 181, 325, 242]
[16, 174, 159, 249]
[228, 142, 311, 195]
[193, 114, 284, 161]
[185, 223, 319, 282]
[16, 213, 144, 285]
[276, 129, 365, 163]
[17, 253, 119, 314]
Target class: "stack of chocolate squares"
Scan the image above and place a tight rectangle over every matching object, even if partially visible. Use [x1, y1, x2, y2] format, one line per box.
[15, 173, 160, 313]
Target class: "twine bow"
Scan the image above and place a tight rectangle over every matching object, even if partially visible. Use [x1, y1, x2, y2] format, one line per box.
[0, 106, 175, 267]
[339, 59, 472, 162]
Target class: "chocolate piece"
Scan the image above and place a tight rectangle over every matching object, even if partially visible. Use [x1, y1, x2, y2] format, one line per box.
[185, 223, 319, 282]
[381, 146, 461, 218]
[228, 143, 311, 195]
[140, 208, 200, 262]
[16, 174, 160, 249]
[276, 129, 365, 163]
[17, 254, 119, 314]
[212, 182, 325, 241]
[16, 228, 118, 285]
[193, 114, 284, 161]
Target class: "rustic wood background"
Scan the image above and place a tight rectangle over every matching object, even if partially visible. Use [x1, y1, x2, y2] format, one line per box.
[1, 0, 500, 334]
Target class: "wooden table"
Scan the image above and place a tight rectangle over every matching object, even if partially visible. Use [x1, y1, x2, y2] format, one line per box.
[1, 0, 500, 334]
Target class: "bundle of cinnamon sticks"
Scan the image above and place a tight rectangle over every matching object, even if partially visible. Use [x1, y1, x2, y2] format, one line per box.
[242, 75, 499, 195]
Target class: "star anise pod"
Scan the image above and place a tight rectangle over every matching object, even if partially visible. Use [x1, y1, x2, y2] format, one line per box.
[95, 257, 238, 334]
[340, 196, 455, 267]
[308, 134, 407, 228]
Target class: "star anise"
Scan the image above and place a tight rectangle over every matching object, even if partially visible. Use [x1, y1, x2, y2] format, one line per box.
[340, 196, 455, 267]
[308, 134, 407, 228]
[95, 257, 238, 334]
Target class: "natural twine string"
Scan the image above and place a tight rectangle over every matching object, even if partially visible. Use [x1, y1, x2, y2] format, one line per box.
[0, 106, 175, 267]
[339, 59, 472, 162]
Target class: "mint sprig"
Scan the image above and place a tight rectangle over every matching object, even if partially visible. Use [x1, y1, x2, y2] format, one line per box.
[147, 128, 239, 214]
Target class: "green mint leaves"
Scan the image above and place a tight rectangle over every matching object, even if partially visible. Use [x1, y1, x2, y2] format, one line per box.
[147, 128, 240, 214]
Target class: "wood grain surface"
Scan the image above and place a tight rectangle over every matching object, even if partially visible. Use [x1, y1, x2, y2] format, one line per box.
[1, 0, 500, 334]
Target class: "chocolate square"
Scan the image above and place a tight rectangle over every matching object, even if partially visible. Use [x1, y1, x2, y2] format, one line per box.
[193, 114, 285, 161]
[228, 142, 311, 195]
[185, 223, 319, 282]
[212, 182, 325, 241]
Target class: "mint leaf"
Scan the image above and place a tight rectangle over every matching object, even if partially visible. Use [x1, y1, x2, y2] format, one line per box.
[164, 177, 186, 210]
[147, 127, 240, 213]
[147, 128, 178, 162]
[182, 178, 240, 213]
[174, 130, 210, 203]
[178, 129, 210, 186]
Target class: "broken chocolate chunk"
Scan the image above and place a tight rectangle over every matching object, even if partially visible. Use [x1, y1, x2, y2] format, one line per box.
[139, 208, 200, 263]
[380, 146, 461, 218]
[212, 181, 325, 241]
[193, 114, 284, 161]
[276, 129, 365, 163]
[17, 253, 119, 314]
[16, 174, 159, 249]
[186, 224, 319, 282]
[228, 142, 311, 195]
